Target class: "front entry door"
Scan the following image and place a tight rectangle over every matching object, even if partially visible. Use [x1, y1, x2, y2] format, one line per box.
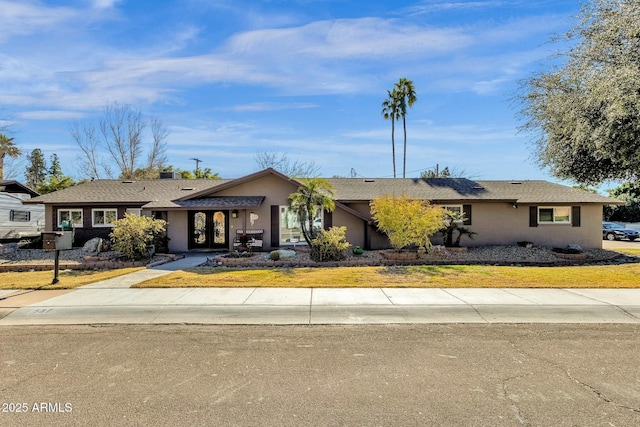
[189, 210, 229, 250]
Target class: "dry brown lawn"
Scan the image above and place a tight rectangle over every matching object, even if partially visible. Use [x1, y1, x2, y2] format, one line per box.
[135, 262, 640, 289]
[0, 268, 144, 290]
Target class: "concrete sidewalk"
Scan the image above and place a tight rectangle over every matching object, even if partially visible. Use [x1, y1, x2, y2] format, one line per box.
[1, 254, 639, 325]
[1, 287, 639, 325]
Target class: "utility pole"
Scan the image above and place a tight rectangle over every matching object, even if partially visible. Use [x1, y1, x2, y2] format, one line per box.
[190, 157, 202, 175]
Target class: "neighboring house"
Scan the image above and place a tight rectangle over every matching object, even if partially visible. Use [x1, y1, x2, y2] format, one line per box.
[24, 168, 622, 251]
[0, 180, 45, 240]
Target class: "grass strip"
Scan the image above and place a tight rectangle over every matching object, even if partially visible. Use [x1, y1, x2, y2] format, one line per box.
[0, 267, 145, 290]
[134, 263, 640, 289]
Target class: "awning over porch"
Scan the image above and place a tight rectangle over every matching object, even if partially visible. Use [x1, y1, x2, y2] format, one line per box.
[175, 196, 265, 209]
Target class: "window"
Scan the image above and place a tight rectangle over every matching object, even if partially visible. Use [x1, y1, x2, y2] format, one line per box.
[58, 209, 83, 227]
[442, 205, 463, 215]
[10, 210, 30, 222]
[279, 206, 322, 244]
[92, 208, 118, 227]
[538, 207, 571, 224]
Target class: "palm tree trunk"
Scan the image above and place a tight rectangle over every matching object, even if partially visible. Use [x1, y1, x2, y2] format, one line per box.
[402, 117, 407, 178]
[391, 120, 396, 178]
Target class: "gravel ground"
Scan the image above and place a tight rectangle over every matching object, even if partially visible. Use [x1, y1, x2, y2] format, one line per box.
[207, 245, 635, 266]
[0, 247, 161, 266]
[0, 244, 635, 267]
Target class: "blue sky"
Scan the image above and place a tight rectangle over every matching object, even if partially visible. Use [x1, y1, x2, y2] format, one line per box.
[1, 0, 579, 182]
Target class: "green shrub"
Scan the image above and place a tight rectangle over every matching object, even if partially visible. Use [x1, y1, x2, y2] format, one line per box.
[110, 214, 167, 260]
[269, 250, 281, 261]
[370, 195, 445, 251]
[352, 246, 364, 255]
[310, 226, 351, 262]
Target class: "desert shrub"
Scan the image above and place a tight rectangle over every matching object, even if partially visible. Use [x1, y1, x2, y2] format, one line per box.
[269, 250, 281, 261]
[310, 226, 351, 262]
[370, 195, 445, 251]
[224, 251, 253, 258]
[439, 210, 477, 247]
[110, 214, 167, 260]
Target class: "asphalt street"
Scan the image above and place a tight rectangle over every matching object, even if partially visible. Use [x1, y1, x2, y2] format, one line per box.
[1, 324, 639, 426]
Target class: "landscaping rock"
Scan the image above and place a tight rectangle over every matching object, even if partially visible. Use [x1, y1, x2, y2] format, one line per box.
[82, 237, 103, 255]
[566, 244, 584, 253]
[278, 249, 297, 259]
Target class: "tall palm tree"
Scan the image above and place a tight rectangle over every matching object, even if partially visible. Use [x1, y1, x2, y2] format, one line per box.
[394, 78, 417, 178]
[382, 89, 401, 178]
[288, 178, 335, 245]
[0, 134, 21, 180]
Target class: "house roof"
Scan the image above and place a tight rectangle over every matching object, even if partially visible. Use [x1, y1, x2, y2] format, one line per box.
[175, 196, 265, 209]
[176, 168, 296, 201]
[326, 178, 621, 205]
[24, 178, 230, 207]
[24, 171, 622, 208]
[0, 180, 40, 198]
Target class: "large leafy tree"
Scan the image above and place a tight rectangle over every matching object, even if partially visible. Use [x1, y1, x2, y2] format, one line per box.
[382, 89, 401, 178]
[395, 78, 417, 178]
[518, 0, 640, 185]
[0, 134, 21, 180]
[36, 154, 75, 194]
[25, 148, 47, 189]
[288, 178, 335, 246]
[604, 182, 640, 222]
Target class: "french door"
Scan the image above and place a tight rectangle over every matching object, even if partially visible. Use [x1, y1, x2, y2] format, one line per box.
[188, 210, 229, 250]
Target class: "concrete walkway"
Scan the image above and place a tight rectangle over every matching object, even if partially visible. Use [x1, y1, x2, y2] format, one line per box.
[79, 255, 209, 288]
[1, 253, 639, 325]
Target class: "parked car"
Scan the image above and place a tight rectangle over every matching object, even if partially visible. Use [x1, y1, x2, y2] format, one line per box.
[602, 222, 640, 241]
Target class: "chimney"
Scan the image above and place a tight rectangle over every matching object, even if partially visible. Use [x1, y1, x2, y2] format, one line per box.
[159, 171, 179, 179]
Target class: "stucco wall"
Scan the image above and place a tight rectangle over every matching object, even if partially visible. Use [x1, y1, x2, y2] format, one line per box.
[215, 174, 301, 249]
[167, 210, 189, 252]
[332, 208, 366, 248]
[171, 175, 370, 251]
[454, 203, 603, 249]
[364, 202, 603, 250]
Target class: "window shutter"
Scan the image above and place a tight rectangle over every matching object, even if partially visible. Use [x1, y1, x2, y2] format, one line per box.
[571, 206, 581, 227]
[270, 205, 280, 247]
[462, 205, 472, 226]
[324, 210, 333, 230]
[529, 206, 538, 227]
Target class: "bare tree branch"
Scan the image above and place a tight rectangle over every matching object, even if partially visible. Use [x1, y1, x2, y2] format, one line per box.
[254, 151, 320, 177]
[70, 121, 109, 179]
[148, 118, 168, 170]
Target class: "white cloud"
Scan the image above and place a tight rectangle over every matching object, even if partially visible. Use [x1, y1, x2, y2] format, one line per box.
[227, 18, 472, 59]
[0, 0, 77, 41]
[90, 0, 122, 9]
[404, 1, 510, 16]
[230, 102, 318, 112]
[16, 110, 86, 120]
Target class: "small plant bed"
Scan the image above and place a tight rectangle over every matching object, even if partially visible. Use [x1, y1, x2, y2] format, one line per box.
[0, 248, 177, 272]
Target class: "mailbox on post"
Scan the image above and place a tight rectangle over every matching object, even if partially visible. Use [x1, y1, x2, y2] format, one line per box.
[42, 232, 62, 251]
[42, 221, 75, 284]
[54, 231, 73, 250]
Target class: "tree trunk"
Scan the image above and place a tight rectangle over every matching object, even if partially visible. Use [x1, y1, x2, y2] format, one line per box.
[391, 120, 396, 178]
[402, 117, 407, 178]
